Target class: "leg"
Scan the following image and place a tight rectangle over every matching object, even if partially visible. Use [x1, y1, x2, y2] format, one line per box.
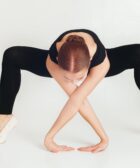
[134, 67, 140, 90]
[105, 44, 140, 90]
[0, 46, 52, 115]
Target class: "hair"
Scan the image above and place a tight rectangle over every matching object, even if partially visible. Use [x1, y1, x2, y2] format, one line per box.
[57, 34, 91, 73]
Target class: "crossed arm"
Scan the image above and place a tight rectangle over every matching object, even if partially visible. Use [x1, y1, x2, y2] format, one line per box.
[45, 52, 110, 141]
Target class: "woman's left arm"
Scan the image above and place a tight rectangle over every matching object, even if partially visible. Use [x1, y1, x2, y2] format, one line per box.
[46, 52, 110, 139]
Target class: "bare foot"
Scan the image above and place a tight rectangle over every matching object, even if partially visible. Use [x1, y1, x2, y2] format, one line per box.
[0, 114, 13, 132]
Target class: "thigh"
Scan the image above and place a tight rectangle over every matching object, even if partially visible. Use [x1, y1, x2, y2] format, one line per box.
[3, 46, 52, 78]
[105, 44, 137, 77]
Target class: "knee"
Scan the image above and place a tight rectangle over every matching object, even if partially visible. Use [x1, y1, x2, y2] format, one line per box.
[134, 44, 140, 56]
[131, 44, 140, 66]
[134, 68, 140, 90]
[2, 46, 19, 65]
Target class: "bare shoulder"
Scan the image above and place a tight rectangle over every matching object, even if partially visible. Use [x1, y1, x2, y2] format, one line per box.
[45, 54, 61, 78]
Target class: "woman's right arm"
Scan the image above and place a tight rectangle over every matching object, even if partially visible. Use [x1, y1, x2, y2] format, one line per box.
[46, 55, 109, 152]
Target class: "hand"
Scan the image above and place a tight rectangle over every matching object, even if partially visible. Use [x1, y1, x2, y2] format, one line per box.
[77, 140, 109, 153]
[44, 137, 75, 153]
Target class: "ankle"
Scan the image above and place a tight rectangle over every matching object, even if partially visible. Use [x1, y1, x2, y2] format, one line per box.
[0, 114, 13, 120]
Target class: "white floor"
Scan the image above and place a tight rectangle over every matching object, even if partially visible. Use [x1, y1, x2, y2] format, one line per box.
[0, 70, 140, 168]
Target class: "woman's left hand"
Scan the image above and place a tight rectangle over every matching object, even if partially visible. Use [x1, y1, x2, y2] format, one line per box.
[77, 140, 109, 153]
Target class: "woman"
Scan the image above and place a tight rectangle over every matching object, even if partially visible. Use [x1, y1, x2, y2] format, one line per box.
[0, 28, 140, 153]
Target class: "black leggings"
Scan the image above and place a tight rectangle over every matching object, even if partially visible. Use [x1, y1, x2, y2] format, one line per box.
[0, 44, 140, 114]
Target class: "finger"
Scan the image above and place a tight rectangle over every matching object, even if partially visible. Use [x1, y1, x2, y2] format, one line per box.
[61, 145, 74, 149]
[78, 144, 98, 149]
[85, 146, 99, 152]
[63, 148, 75, 151]
[91, 147, 104, 153]
[77, 147, 94, 152]
[60, 145, 75, 151]
[77, 146, 93, 150]
[77, 145, 98, 151]
[63, 146, 75, 151]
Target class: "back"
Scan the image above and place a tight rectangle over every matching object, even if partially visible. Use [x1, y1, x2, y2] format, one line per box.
[48, 28, 106, 72]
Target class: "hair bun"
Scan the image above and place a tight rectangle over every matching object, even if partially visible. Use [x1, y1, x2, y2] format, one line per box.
[66, 35, 85, 44]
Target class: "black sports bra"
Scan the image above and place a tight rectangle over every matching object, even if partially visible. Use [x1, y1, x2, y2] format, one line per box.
[48, 28, 106, 72]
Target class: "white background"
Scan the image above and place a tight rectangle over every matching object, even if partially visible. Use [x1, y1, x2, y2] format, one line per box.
[0, 0, 140, 168]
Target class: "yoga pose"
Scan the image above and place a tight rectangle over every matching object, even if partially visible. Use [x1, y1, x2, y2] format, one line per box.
[0, 28, 140, 153]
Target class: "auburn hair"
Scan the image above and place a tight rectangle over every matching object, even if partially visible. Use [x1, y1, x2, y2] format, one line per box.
[57, 35, 91, 73]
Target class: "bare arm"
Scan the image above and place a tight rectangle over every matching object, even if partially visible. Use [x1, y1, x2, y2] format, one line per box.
[50, 73, 109, 141]
[45, 53, 110, 141]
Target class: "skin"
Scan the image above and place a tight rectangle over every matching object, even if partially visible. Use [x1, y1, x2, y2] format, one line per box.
[44, 32, 110, 153]
[0, 114, 13, 131]
[0, 32, 110, 153]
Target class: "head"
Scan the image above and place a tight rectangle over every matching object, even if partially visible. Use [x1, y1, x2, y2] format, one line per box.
[56, 34, 91, 82]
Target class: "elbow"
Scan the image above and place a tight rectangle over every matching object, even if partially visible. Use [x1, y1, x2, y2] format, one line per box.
[104, 63, 110, 77]
[107, 61, 110, 72]
[106, 53, 111, 70]
[104, 55, 111, 74]
[108, 58, 111, 68]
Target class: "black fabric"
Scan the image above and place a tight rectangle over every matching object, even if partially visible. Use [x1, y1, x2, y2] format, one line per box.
[48, 29, 106, 69]
[0, 43, 140, 114]
[0, 46, 51, 114]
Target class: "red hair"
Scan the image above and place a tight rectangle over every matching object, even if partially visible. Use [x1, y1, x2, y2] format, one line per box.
[57, 35, 90, 73]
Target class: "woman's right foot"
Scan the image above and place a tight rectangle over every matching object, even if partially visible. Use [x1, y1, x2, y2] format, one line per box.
[0, 114, 13, 132]
[0, 114, 18, 143]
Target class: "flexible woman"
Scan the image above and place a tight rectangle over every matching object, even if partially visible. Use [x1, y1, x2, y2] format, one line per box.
[0, 28, 140, 153]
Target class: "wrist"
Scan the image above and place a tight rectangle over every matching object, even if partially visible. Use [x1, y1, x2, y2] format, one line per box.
[100, 136, 109, 143]
[45, 132, 55, 141]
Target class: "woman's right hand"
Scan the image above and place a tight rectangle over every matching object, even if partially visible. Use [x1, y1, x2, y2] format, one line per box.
[44, 136, 75, 153]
